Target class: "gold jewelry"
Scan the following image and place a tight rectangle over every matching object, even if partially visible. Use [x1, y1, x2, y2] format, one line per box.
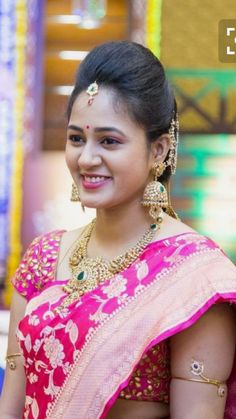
[86, 81, 98, 106]
[166, 114, 179, 174]
[70, 183, 80, 202]
[142, 162, 168, 223]
[57, 233, 83, 270]
[5, 353, 22, 370]
[172, 360, 226, 397]
[165, 205, 179, 220]
[55, 219, 159, 312]
[151, 161, 166, 178]
[152, 115, 179, 177]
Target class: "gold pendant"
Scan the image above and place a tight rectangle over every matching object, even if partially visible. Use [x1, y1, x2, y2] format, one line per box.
[71, 257, 112, 284]
[55, 258, 113, 313]
[55, 220, 160, 313]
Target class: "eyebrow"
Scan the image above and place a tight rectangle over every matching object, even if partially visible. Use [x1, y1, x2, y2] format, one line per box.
[67, 124, 126, 137]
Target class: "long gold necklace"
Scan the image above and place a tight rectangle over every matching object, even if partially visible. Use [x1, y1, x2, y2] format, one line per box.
[56, 219, 159, 312]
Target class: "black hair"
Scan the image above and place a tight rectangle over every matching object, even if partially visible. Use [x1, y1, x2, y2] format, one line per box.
[67, 41, 177, 181]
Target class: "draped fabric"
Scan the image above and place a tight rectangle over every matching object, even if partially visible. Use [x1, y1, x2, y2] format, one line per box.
[12, 231, 236, 418]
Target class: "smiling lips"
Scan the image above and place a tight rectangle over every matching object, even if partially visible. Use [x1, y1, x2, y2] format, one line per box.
[80, 174, 112, 189]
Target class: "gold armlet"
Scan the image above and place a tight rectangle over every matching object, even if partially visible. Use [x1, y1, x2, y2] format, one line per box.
[172, 360, 226, 397]
[5, 352, 22, 370]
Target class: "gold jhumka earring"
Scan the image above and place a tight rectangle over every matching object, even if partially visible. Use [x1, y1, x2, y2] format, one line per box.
[142, 162, 168, 224]
[70, 183, 85, 211]
[142, 115, 179, 222]
[70, 183, 80, 202]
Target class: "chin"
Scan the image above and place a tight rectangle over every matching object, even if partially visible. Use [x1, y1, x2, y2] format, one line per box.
[80, 194, 113, 209]
[82, 203, 98, 209]
[81, 200, 107, 209]
[82, 199, 118, 210]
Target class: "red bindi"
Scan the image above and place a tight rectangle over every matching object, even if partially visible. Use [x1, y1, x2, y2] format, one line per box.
[86, 125, 90, 129]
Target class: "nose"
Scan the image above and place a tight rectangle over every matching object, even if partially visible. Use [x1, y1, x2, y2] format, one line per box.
[77, 142, 102, 169]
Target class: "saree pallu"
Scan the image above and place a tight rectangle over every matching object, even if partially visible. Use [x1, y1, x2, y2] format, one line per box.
[12, 231, 236, 418]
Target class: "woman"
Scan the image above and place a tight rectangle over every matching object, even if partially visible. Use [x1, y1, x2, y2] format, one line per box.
[0, 41, 235, 419]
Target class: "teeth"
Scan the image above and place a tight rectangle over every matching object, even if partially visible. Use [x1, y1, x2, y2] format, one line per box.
[84, 176, 107, 183]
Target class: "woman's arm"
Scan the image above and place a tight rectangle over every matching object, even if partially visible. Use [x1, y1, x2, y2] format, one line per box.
[170, 303, 236, 419]
[0, 291, 27, 418]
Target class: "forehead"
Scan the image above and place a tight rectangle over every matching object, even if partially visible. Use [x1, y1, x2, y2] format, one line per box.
[69, 88, 140, 132]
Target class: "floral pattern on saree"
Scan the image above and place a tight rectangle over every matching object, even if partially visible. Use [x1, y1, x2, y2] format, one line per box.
[12, 231, 236, 419]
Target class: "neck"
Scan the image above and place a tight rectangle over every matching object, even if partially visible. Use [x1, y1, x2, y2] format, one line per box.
[93, 200, 153, 247]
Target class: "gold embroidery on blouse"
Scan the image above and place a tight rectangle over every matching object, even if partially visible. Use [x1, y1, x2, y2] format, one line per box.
[13, 232, 62, 295]
[119, 342, 170, 402]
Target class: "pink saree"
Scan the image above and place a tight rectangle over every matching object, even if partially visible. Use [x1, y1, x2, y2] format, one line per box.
[12, 231, 236, 419]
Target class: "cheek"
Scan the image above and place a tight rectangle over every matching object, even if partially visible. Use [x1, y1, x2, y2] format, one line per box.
[120, 153, 150, 178]
[65, 145, 78, 170]
[116, 161, 149, 192]
[65, 151, 72, 171]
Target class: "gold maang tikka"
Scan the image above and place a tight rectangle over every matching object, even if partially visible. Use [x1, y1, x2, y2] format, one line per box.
[86, 81, 98, 106]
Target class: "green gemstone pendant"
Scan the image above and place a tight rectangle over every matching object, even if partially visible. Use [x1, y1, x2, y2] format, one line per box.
[77, 271, 85, 281]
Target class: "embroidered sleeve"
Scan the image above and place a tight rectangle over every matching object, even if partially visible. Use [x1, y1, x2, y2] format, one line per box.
[11, 231, 63, 300]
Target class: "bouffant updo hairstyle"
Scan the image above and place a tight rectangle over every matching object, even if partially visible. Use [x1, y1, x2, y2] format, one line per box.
[67, 41, 177, 182]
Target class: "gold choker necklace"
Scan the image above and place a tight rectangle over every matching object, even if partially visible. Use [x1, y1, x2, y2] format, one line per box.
[56, 219, 159, 312]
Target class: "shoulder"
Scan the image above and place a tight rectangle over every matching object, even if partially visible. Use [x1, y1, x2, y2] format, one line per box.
[11, 229, 66, 299]
[154, 214, 198, 242]
[155, 214, 236, 281]
[156, 214, 222, 252]
[56, 224, 90, 266]
[20, 229, 66, 262]
[23, 229, 66, 251]
[59, 226, 84, 246]
[24, 229, 66, 263]
[58, 226, 86, 256]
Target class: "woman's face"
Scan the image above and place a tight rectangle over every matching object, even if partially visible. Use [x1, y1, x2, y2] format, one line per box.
[66, 88, 155, 210]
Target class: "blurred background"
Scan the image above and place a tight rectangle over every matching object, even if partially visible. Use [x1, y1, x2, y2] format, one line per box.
[0, 0, 236, 389]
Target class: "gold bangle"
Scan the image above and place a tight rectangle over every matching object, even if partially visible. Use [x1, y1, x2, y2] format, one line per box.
[172, 359, 227, 397]
[172, 376, 226, 397]
[5, 352, 22, 370]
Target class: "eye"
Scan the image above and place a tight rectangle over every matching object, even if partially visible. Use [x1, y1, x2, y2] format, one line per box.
[101, 137, 120, 145]
[68, 134, 84, 144]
